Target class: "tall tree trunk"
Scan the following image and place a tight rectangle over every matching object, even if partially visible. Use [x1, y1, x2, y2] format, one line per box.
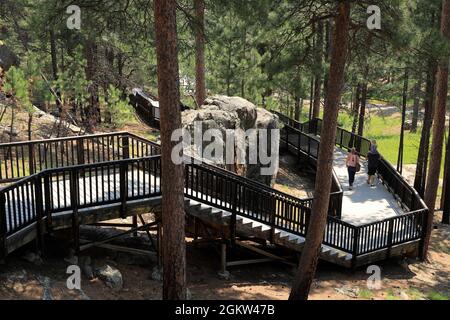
[194, 0, 206, 106]
[442, 124, 450, 224]
[312, 21, 324, 119]
[27, 113, 32, 140]
[289, 0, 350, 300]
[422, 0, 450, 260]
[154, 0, 187, 299]
[357, 83, 367, 137]
[84, 39, 100, 133]
[411, 75, 423, 133]
[49, 29, 61, 114]
[309, 77, 314, 120]
[9, 107, 14, 143]
[350, 83, 361, 148]
[294, 96, 301, 122]
[398, 69, 409, 173]
[414, 62, 437, 196]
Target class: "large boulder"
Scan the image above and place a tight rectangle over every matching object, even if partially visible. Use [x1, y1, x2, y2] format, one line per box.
[181, 95, 280, 186]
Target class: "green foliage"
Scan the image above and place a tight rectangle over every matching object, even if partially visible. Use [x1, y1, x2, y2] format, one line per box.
[104, 85, 134, 128]
[55, 47, 90, 108]
[3, 66, 33, 114]
[358, 288, 374, 299]
[426, 291, 450, 300]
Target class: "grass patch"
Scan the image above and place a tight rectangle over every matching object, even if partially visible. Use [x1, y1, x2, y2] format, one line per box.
[358, 288, 374, 299]
[407, 288, 425, 300]
[385, 289, 400, 300]
[426, 291, 450, 300]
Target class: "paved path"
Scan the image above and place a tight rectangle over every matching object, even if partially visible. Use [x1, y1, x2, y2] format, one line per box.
[333, 149, 404, 226]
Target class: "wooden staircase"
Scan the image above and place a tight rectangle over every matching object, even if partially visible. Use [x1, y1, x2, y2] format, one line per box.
[184, 199, 353, 267]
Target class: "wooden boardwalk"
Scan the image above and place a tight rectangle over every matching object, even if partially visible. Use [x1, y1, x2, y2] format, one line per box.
[0, 124, 428, 268]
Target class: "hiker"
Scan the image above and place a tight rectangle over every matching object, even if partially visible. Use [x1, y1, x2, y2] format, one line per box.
[367, 140, 381, 187]
[346, 147, 360, 190]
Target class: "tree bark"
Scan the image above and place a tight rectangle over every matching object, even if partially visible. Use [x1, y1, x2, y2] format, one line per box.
[289, 0, 350, 300]
[411, 76, 422, 133]
[422, 0, 450, 260]
[350, 83, 361, 148]
[357, 83, 367, 138]
[442, 126, 450, 224]
[154, 0, 187, 300]
[398, 69, 409, 173]
[414, 61, 437, 197]
[309, 77, 314, 120]
[49, 29, 61, 114]
[312, 21, 324, 119]
[194, 0, 206, 106]
[84, 39, 100, 133]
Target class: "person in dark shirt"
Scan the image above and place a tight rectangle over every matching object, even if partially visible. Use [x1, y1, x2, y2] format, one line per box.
[367, 141, 380, 187]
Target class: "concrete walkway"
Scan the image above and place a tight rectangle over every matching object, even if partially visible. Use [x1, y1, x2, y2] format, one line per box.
[333, 149, 404, 226]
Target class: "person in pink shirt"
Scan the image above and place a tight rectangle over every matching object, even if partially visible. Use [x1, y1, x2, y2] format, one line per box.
[346, 148, 360, 190]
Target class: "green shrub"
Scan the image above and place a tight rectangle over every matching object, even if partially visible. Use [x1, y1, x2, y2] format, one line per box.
[105, 85, 134, 128]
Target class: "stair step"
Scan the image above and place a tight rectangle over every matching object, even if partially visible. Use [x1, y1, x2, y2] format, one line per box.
[198, 205, 212, 213]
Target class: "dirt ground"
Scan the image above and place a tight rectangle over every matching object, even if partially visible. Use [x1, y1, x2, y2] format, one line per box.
[0, 214, 448, 300]
[0, 108, 448, 300]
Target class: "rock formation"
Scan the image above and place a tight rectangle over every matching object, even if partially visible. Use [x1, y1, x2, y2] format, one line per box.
[181, 95, 280, 186]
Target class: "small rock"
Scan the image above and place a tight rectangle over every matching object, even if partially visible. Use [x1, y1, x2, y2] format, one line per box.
[218, 270, 231, 280]
[96, 265, 123, 290]
[334, 286, 359, 298]
[22, 251, 43, 265]
[6, 269, 27, 282]
[64, 249, 78, 265]
[151, 266, 163, 282]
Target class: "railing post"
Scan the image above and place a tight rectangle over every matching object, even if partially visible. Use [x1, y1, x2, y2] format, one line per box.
[120, 161, 128, 219]
[351, 227, 360, 269]
[0, 193, 7, 260]
[77, 138, 85, 165]
[34, 175, 45, 255]
[230, 179, 237, 246]
[70, 169, 80, 255]
[269, 196, 277, 243]
[43, 174, 52, 231]
[122, 135, 130, 159]
[28, 143, 35, 175]
[419, 209, 428, 260]
[386, 218, 394, 258]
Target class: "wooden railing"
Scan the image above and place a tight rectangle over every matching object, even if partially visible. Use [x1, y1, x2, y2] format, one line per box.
[0, 132, 160, 183]
[285, 116, 428, 259]
[280, 122, 343, 219]
[0, 127, 428, 266]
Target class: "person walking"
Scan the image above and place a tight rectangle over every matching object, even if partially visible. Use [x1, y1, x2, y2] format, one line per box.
[367, 141, 380, 187]
[346, 148, 360, 190]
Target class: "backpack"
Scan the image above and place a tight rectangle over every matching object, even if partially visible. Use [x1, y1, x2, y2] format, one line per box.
[352, 154, 361, 172]
[356, 161, 361, 172]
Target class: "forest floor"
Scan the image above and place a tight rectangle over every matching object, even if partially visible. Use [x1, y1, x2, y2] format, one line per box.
[0, 214, 448, 300]
[0, 106, 449, 300]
